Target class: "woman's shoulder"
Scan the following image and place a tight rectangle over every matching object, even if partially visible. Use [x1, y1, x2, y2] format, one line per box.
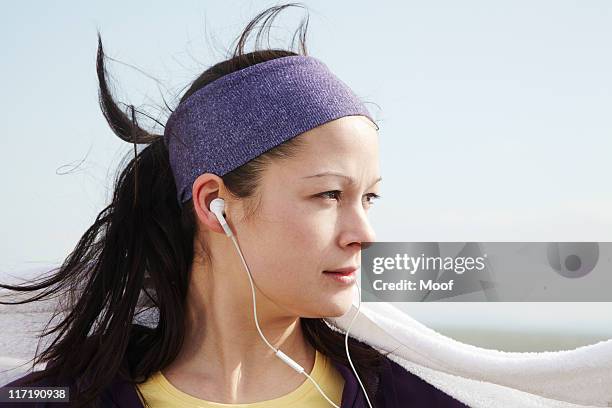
[1, 332, 153, 407]
[1, 362, 139, 408]
[378, 355, 469, 407]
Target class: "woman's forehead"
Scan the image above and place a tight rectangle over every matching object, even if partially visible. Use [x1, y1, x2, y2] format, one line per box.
[298, 117, 379, 153]
[268, 144, 379, 187]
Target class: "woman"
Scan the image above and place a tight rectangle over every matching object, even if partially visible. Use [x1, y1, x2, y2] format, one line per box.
[0, 4, 467, 408]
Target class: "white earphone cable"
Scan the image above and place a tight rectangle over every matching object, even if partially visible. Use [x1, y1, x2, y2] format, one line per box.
[344, 281, 374, 408]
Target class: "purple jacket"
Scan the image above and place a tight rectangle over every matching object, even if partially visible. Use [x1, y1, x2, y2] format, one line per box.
[1, 355, 468, 407]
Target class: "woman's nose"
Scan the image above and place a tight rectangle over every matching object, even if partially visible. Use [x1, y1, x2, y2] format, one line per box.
[339, 205, 377, 247]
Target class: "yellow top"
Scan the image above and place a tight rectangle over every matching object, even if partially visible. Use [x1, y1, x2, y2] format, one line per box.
[135, 350, 345, 407]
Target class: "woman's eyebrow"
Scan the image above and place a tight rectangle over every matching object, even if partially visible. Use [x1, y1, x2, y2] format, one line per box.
[302, 171, 382, 188]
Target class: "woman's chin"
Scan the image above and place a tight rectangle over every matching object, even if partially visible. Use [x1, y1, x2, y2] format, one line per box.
[319, 296, 354, 317]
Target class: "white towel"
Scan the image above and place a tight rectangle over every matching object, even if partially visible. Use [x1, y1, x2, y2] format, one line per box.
[324, 302, 612, 408]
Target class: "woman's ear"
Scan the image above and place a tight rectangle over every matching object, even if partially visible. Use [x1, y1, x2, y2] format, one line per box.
[191, 173, 228, 235]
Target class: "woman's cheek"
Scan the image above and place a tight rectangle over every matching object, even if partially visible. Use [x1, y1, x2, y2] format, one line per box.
[278, 214, 318, 244]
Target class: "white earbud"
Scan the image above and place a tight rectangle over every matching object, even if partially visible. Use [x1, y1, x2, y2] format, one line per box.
[209, 198, 233, 237]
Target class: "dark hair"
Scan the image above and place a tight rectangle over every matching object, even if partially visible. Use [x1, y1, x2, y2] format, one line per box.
[0, 3, 389, 407]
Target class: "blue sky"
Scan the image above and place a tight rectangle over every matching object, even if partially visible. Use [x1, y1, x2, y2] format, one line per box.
[1, 1, 611, 338]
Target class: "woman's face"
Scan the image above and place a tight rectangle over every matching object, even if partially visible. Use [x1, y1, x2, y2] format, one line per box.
[232, 115, 381, 318]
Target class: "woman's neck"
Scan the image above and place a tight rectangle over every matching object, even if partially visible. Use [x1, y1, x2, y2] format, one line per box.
[160, 264, 317, 403]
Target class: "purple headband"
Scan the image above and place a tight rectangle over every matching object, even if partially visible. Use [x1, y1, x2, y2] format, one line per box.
[163, 55, 375, 205]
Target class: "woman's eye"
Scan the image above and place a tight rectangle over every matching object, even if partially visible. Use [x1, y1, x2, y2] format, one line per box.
[318, 190, 342, 200]
[317, 191, 381, 206]
[365, 193, 381, 206]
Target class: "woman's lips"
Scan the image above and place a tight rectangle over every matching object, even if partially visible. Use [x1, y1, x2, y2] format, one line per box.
[323, 267, 358, 284]
[323, 266, 358, 275]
